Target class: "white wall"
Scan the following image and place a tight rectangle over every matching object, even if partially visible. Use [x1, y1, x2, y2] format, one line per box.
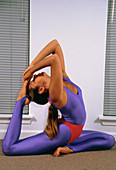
[1, 0, 116, 139]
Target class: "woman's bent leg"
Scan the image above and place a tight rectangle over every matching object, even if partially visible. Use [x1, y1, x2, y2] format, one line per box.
[2, 97, 71, 156]
[2, 124, 70, 156]
[65, 130, 115, 153]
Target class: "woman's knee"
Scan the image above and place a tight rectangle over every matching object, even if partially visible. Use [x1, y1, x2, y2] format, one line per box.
[100, 133, 115, 149]
[2, 141, 12, 156]
[105, 134, 115, 149]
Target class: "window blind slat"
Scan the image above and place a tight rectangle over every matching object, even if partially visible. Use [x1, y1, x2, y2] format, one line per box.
[104, 0, 116, 116]
[0, 0, 29, 114]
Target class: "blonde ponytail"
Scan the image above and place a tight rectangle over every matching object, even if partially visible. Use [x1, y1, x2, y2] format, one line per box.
[44, 104, 58, 140]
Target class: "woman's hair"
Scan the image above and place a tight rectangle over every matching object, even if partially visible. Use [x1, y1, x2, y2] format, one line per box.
[26, 86, 58, 140]
[45, 104, 58, 140]
[26, 87, 49, 105]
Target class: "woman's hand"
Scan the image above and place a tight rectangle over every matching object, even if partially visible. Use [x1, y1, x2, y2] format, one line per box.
[23, 64, 34, 83]
[17, 80, 30, 105]
[23, 70, 33, 83]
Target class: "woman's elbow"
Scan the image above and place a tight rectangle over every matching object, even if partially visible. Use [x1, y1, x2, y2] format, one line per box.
[53, 39, 59, 45]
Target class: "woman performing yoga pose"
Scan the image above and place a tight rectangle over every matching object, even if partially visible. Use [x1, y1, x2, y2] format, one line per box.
[2, 39, 115, 156]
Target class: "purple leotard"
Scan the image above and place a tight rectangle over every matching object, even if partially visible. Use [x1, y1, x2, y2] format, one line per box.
[49, 77, 86, 143]
[2, 79, 115, 156]
[49, 77, 86, 125]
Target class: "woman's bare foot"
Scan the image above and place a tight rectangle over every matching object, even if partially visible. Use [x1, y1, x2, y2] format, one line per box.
[54, 147, 73, 157]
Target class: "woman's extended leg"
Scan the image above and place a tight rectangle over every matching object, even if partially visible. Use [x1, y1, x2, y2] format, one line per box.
[54, 130, 115, 156]
[2, 97, 71, 156]
[67, 130, 115, 152]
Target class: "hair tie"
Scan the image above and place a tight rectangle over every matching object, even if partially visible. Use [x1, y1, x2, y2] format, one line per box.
[47, 98, 51, 104]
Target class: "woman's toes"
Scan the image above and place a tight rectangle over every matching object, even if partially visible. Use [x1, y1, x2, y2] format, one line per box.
[54, 147, 62, 157]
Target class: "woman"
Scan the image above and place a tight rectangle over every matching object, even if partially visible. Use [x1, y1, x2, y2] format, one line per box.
[2, 40, 115, 156]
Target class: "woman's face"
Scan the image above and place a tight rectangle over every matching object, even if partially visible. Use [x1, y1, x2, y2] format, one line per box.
[29, 72, 46, 90]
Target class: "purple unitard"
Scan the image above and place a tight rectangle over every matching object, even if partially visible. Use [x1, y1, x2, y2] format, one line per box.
[2, 78, 115, 156]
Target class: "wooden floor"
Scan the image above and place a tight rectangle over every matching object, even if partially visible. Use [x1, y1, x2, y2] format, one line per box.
[0, 140, 116, 170]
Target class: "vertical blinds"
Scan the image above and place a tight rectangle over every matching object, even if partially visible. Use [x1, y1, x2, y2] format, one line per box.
[0, 0, 29, 114]
[104, 0, 116, 116]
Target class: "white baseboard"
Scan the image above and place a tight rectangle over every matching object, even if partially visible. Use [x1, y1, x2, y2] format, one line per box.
[0, 130, 43, 140]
